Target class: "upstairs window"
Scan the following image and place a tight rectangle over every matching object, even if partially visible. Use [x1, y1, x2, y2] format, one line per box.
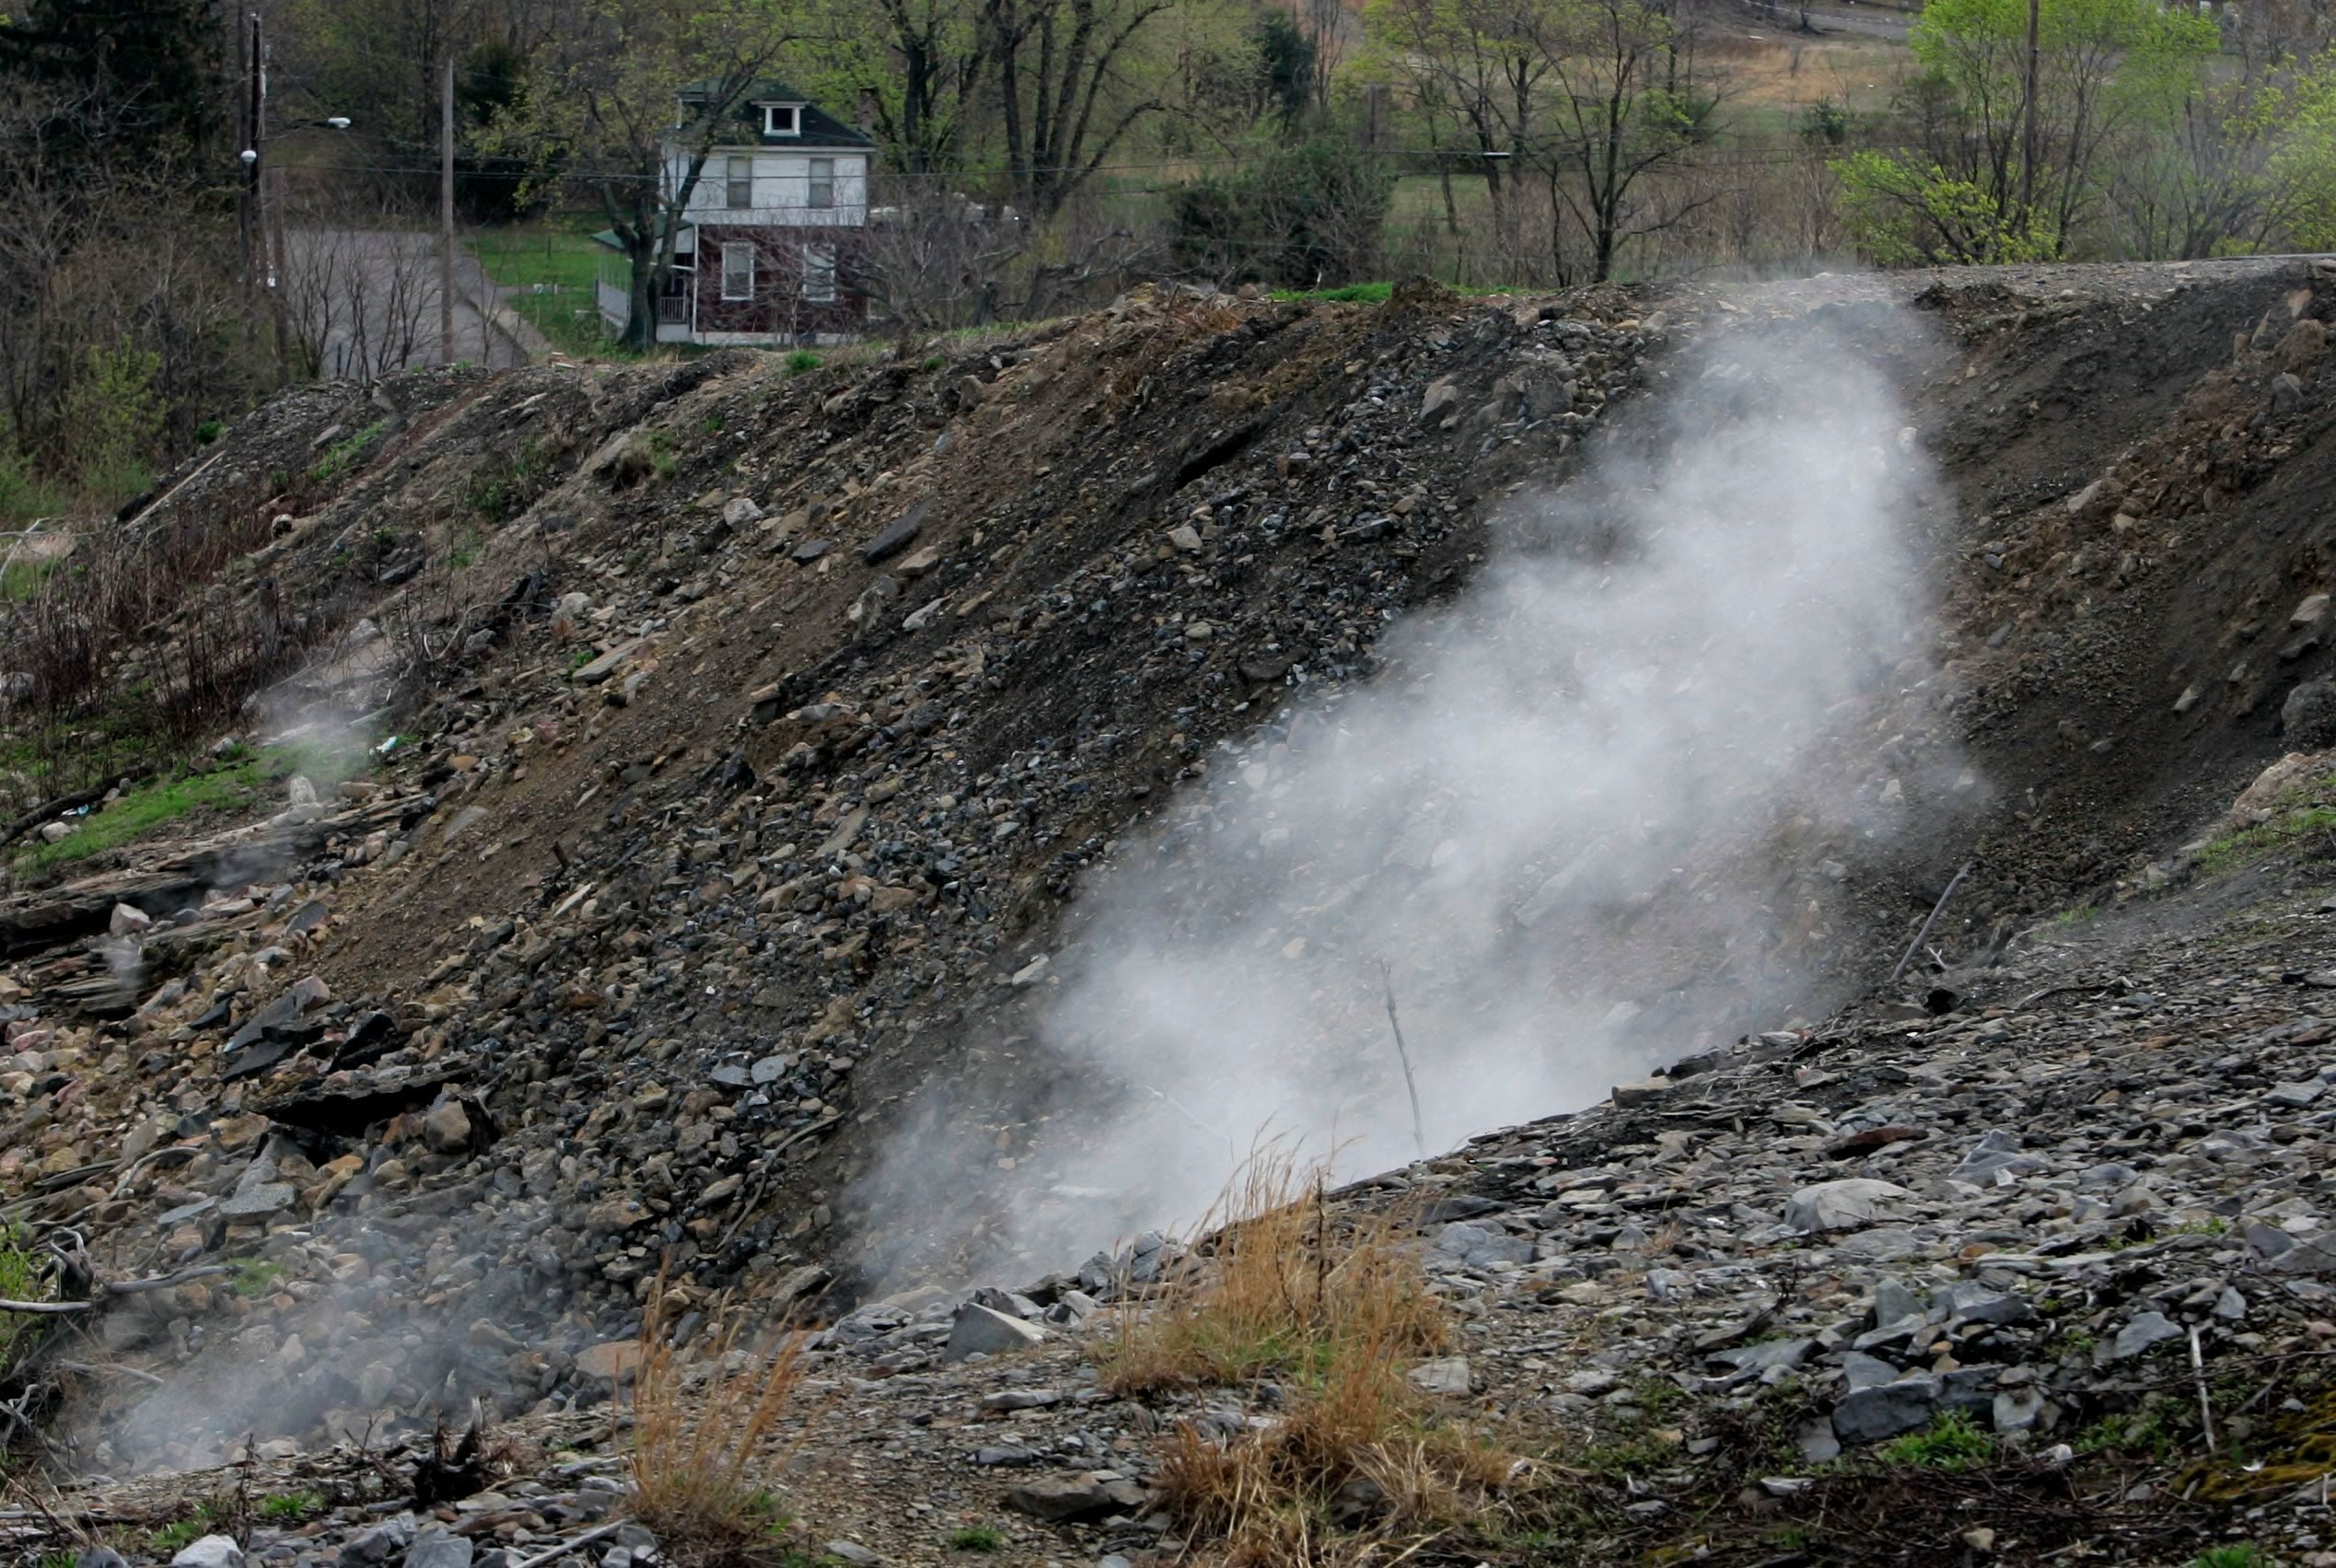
[808, 157, 835, 210]
[721, 242, 755, 301]
[725, 155, 751, 209]
[762, 103, 800, 136]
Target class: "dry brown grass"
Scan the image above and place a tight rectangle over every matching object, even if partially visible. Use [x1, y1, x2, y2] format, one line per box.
[624, 1273, 812, 1567]
[1108, 1153, 1530, 1564]
[1102, 1154, 1447, 1397]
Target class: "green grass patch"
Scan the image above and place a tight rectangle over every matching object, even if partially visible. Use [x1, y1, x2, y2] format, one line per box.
[2192, 1547, 2271, 1568]
[947, 1525, 1004, 1551]
[148, 1519, 206, 1552]
[0, 1222, 48, 1376]
[2075, 1405, 2177, 1461]
[784, 349, 822, 376]
[2053, 903, 2098, 925]
[1271, 281, 1395, 304]
[226, 1256, 285, 1298]
[260, 1490, 325, 1522]
[14, 740, 364, 878]
[308, 420, 389, 485]
[1878, 1410, 1994, 1470]
[471, 224, 647, 360]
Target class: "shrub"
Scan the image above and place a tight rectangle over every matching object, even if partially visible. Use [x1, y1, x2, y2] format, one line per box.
[784, 350, 821, 376]
[1110, 1152, 1521, 1559]
[1172, 140, 1394, 288]
[1879, 1409, 1995, 1470]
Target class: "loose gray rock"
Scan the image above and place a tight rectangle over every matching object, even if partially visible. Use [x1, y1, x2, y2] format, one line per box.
[169, 1539, 245, 1568]
[1831, 1376, 1939, 1443]
[340, 1516, 418, 1567]
[1005, 1472, 1148, 1523]
[2284, 679, 2336, 747]
[1784, 1179, 1913, 1232]
[403, 1527, 473, 1568]
[1409, 1355, 1472, 1394]
[2109, 1311, 2183, 1361]
[945, 1302, 1046, 1361]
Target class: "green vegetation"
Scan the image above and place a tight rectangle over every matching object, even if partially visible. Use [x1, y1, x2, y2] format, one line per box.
[149, 1519, 206, 1552]
[260, 1490, 326, 1522]
[13, 740, 364, 878]
[2199, 802, 2336, 876]
[226, 1257, 286, 1297]
[1878, 1409, 1994, 1470]
[1273, 281, 1395, 304]
[0, 1223, 49, 1379]
[2076, 1405, 2178, 1461]
[308, 420, 389, 486]
[2054, 903, 2098, 925]
[194, 419, 225, 445]
[469, 436, 550, 524]
[471, 225, 630, 359]
[947, 1524, 1005, 1551]
[784, 350, 823, 376]
[2192, 1547, 2271, 1568]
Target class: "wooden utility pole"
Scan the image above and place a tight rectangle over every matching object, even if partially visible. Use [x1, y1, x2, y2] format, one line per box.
[2019, 0, 2040, 218]
[241, 12, 262, 341]
[441, 54, 457, 366]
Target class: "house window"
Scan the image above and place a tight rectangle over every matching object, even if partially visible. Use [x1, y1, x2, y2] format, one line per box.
[762, 103, 799, 136]
[725, 155, 751, 209]
[802, 245, 837, 304]
[721, 241, 755, 301]
[808, 157, 835, 209]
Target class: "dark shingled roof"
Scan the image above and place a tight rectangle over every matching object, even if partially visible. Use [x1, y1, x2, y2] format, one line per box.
[675, 79, 877, 151]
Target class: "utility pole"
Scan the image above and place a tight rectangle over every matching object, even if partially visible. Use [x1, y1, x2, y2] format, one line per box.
[240, 12, 262, 343]
[441, 54, 457, 366]
[2019, 0, 2040, 221]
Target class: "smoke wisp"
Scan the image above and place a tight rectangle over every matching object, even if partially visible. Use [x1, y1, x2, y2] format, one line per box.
[872, 314, 1950, 1281]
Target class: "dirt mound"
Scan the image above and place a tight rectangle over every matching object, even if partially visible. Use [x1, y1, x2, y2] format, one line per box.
[3, 259, 2335, 1481]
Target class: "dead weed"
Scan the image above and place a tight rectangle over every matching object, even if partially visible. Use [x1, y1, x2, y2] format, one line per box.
[1110, 1151, 1533, 1564]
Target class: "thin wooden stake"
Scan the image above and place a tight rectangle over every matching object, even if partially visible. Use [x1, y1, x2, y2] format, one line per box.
[2191, 1324, 2217, 1454]
[1379, 960, 1425, 1158]
[1891, 861, 1973, 985]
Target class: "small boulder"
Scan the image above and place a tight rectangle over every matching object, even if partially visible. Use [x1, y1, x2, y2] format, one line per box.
[1784, 1179, 1913, 1233]
[169, 1539, 245, 1568]
[945, 1302, 1046, 1361]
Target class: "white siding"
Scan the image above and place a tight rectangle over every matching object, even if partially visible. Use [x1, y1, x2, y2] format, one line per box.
[675, 151, 868, 225]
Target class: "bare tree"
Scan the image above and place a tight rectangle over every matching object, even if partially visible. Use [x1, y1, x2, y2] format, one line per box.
[280, 199, 449, 378]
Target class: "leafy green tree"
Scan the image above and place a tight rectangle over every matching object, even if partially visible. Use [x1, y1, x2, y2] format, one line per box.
[1254, 9, 1317, 135]
[1838, 0, 2217, 261]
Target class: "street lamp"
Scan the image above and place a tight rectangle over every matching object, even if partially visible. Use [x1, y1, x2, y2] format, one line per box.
[245, 118, 353, 291]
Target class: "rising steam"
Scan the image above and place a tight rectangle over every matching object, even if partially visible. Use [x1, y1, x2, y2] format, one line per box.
[866, 312, 1949, 1283]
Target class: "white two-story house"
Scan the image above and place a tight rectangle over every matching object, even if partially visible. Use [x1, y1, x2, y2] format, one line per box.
[596, 81, 876, 345]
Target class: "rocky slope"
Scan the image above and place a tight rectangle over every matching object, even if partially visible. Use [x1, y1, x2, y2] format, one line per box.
[6, 258, 2336, 1563]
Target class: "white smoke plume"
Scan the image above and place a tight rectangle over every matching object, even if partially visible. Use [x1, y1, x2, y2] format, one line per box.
[867, 313, 1950, 1283]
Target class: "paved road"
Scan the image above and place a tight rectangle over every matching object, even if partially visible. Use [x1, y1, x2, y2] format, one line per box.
[284, 228, 547, 376]
[1734, 0, 1916, 40]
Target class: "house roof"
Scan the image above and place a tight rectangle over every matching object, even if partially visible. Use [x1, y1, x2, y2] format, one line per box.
[674, 79, 877, 151]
